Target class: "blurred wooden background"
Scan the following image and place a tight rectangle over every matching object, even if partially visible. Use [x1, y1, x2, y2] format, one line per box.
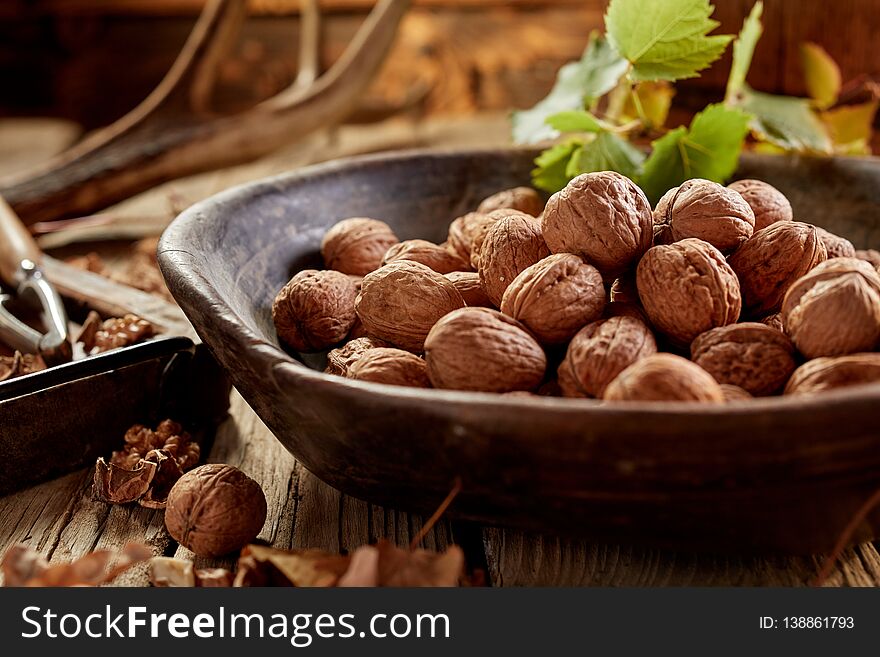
[2, 0, 879, 130]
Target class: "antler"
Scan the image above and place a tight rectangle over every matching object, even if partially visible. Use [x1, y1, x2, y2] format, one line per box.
[1, 0, 411, 225]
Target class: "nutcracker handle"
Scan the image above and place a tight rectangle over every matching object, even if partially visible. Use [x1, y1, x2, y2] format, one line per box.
[0, 196, 42, 287]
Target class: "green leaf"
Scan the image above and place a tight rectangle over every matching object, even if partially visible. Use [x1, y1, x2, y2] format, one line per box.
[605, 0, 733, 82]
[546, 110, 610, 133]
[800, 42, 841, 110]
[531, 141, 582, 193]
[725, 1, 763, 100]
[640, 103, 750, 203]
[568, 132, 646, 181]
[622, 81, 676, 128]
[512, 33, 628, 144]
[738, 86, 832, 153]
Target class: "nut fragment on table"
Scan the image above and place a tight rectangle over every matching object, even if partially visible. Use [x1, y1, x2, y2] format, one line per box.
[77, 310, 156, 354]
[0, 351, 46, 382]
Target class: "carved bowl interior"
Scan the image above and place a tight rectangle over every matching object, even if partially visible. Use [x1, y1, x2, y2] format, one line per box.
[159, 148, 880, 554]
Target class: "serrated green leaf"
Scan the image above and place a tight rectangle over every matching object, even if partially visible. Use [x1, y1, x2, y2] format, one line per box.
[639, 103, 750, 203]
[546, 110, 610, 133]
[531, 141, 582, 193]
[800, 42, 841, 110]
[725, 1, 763, 100]
[569, 131, 646, 181]
[605, 0, 733, 82]
[738, 86, 832, 153]
[512, 33, 628, 144]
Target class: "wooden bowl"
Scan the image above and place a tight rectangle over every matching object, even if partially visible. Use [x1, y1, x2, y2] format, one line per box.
[159, 148, 880, 554]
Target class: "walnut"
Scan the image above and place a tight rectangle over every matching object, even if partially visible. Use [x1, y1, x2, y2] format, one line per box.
[321, 217, 399, 276]
[149, 557, 195, 587]
[348, 347, 431, 388]
[785, 353, 880, 395]
[720, 384, 753, 402]
[478, 211, 550, 306]
[165, 464, 267, 558]
[447, 212, 497, 264]
[636, 238, 741, 346]
[542, 171, 653, 278]
[424, 307, 546, 392]
[855, 249, 880, 269]
[356, 261, 465, 352]
[759, 312, 785, 332]
[727, 179, 793, 231]
[111, 419, 199, 471]
[781, 257, 880, 358]
[603, 353, 724, 403]
[557, 316, 657, 398]
[812, 225, 857, 259]
[77, 311, 156, 354]
[383, 239, 470, 273]
[272, 269, 358, 352]
[690, 322, 796, 396]
[500, 254, 605, 344]
[445, 271, 493, 307]
[652, 179, 755, 253]
[469, 209, 509, 271]
[477, 186, 543, 216]
[325, 336, 389, 377]
[0, 351, 45, 382]
[728, 221, 827, 317]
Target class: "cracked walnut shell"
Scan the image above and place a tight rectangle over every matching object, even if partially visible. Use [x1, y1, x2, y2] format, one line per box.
[273, 269, 358, 352]
[691, 322, 796, 396]
[542, 171, 653, 277]
[558, 316, 657, 398]
[348, 347, 431, 388]
[500, 254, 605, 344]
[383, 239, 470, 274]
[785, 353, 880, 395]
[653, 179, 755, 253]
[477, 186, 543, 217]
[478, 211, 550, 306]
[781, 257, 880, 358]
[727, 179, 792, 231]
[603, 353, 724, 403]
[424, 307, 546, 392]
[636, 238, 741, 346]
[356, 261, 465, 352]
[728, 221, 827, 317]
[165, 464, 267, 558]
[321, 217, 399, 276]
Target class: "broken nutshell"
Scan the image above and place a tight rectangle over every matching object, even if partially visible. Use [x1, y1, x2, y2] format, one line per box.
[0, 351, 45, 382]
[77, 311, 156, 354]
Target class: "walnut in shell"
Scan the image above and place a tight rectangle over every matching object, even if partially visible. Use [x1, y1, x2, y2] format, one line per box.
[856, 249, 880, 269]
[500, 254, 605, 344]
[325, 336, 389, 377]
[781, 257, 880, 358]
[728, 221, 827, 317]
[759, 312, 785, 332]
[557, 316, 657, 398]
[653, 179, 755, 253]
[603, 353, 724, 403]
[542, 171, 653, 277]
[477, 186, 543, 217]
[720, 384, 753, 402]
[636, 238, 741, 346]
[445, 271, 493, 307]
[447, 212, 496, 263]
[383, 239, 470, 274]
[785, 353, 880, 395]
[424, 307, 546, 392]
[165, 464, 267, 558]
[348, 347, 431, 388]
[321, 217, 399, 276]
[356, 261, 465, 352]
[478, 211, 550, 306]
[272, 269, 358, 352]
[727, 179, 793, 231]
[813, 225, 857, 259]
[691, 322, 796, 396]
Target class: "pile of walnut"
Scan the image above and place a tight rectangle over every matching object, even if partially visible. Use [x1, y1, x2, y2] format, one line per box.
[271, 173, 880, 402]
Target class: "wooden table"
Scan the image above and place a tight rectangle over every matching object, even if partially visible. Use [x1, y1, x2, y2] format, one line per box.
[1, 115, 879, 586]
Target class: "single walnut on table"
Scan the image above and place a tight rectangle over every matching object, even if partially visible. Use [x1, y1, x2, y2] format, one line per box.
[500, 253, 605, 345]
[603, 353, 725, 403]
[727, 179, 793, 231]
[273, 269, 358, 352]
[77, 311, 156, 354]
[636, 238, 741, 346]
[424, 307, 546, 393]
[543, 171, 653, 279]
[321, 217, 399, 276]
[781, 257, 880, 358]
